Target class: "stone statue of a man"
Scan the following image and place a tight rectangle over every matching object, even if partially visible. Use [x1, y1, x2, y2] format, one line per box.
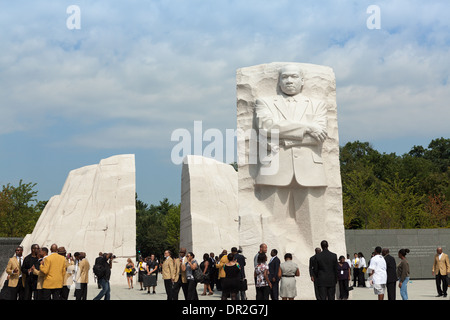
[237, 62, 346, 299]
[255, 64, 328, 188]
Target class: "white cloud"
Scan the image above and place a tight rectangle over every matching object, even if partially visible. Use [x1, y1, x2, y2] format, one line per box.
[0, 0, 449, 153]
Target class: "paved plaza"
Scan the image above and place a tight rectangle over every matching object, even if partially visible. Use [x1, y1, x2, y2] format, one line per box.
[69, 279, 446, 301]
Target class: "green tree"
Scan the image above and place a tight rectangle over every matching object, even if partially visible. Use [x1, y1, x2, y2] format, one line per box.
[0, 180, 41, 237]
[342, 164, 382, 229]
[340, 138, 449, 230]
[425, 138, 450, 173]
[135, 196, 180, 258]
[340, 141, 379, 173]
[424, 194, 450, 228]
[163, 204, 180, 253]
[378, 175, 426, 229]
[405, 139, 450, 198]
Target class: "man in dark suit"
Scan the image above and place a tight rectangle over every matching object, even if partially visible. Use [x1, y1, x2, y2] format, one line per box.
[22, 244, 40, 300]
[231, 247, 247, 300]
[382, 248, 397, 300]
[309, 247, 321, 300]
[312, 240, 338, 300]
[208, 253, 217, 291]
[268, 249, 281, 300]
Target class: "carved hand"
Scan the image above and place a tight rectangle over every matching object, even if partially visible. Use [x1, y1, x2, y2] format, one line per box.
[307, 124, 328, 142]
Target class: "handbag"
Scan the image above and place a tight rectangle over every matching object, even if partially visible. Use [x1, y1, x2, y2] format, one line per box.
[240, 279, 248, 291]
[194, 268, 205, 282]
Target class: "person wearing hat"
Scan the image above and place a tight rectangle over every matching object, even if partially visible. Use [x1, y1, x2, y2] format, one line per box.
[39, 244, 67, 300]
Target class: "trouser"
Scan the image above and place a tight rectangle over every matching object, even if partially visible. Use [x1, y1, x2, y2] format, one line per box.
[318, 285, 336, 300]
[270, 280, 279, 300]
[187, 279, 198, 300]
[386, 281, 396, 300]
[353, 268, 360, 287]
[313, 281, 320, 300]
[61, 286, 70, 300]
[8, 281, 24, 300]
[172, 278, 188, 300]
[93, 278, 110, 300]
[35, 289, 43, 300]
[164, 279, 173, 300]
[338, 280, 349, 300]
[238, 290, 247, 300]
[210, 269, 216, 291]
[23, 280, 36, 300]
[75, 283, 88, 300]
[41, 288, 62, 300]
[435, 272, 448, 296]
[256, 286, 270, 300]
[358, 268, 366, 287]
[216, 277, 222, 290]
[400, 277, 409, 300]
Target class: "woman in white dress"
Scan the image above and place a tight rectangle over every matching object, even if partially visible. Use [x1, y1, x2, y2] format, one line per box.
[277, 253, 300, 300]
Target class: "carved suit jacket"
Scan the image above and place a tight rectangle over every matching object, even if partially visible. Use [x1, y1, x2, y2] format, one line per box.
[254, 93, 328, 187]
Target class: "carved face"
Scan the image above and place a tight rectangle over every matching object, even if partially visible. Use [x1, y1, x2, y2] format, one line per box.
[279, 66, 304, 96]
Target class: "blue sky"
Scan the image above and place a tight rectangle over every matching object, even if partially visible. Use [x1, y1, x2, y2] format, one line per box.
[1, 0, 449, 206]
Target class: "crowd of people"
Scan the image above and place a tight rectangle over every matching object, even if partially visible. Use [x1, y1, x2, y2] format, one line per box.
[310, 244, 413, 300]
[2, 241, 449, 301]
[0, 243, 121, 301]
[0, 243, 97, 300]
[0, 242, 300, 301]
[342, 246, 450, 300]
[158, 247, 248, 300]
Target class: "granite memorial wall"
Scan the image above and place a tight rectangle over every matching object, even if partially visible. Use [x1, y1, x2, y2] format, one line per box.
[345, 229, 450, 279]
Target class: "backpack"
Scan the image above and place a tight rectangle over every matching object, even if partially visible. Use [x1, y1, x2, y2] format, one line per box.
[93, 262, 106, 279]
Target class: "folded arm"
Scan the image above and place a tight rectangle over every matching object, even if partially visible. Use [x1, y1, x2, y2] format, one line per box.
[255, 98, 327, 143]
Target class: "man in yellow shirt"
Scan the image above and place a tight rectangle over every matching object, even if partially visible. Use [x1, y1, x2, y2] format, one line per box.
[39, 244, 66, 300]
[217, 249, 229, 298]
